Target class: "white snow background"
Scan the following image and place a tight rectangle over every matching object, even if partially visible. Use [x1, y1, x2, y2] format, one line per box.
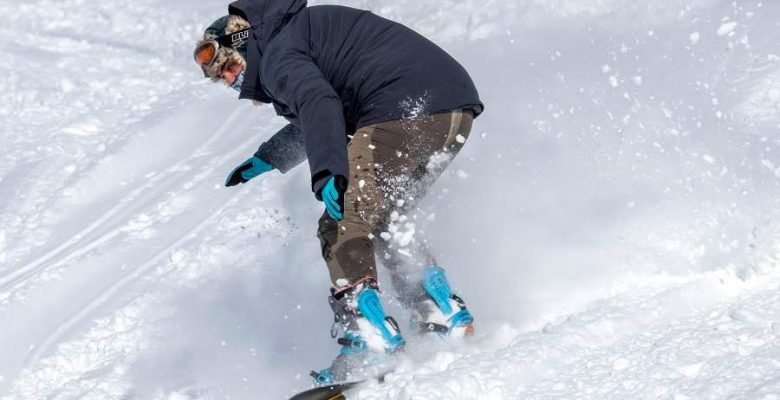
[1, 0, 779, 399]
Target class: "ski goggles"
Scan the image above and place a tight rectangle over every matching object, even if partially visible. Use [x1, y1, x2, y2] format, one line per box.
[193, 28, 251, 68]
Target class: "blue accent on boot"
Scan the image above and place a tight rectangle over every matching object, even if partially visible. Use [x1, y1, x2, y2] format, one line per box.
[450, 309, 474, 328]
[356, 289, 406, 352]
[312, 369, 333, 385]
[422, 266, 454, 315]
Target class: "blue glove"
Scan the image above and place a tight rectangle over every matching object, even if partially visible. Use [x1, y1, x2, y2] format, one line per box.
[321, 176, 347, 220]
[225, 156, 273, 187]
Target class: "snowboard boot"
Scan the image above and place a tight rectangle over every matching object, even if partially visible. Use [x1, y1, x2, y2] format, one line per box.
[310, 280, 405, 385]
[411, 266, 475, 338]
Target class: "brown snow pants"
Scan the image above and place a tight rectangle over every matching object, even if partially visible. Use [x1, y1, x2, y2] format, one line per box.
[317, 110, 473, 298]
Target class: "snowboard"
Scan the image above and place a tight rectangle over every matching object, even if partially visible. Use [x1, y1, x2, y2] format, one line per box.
[289, 370, 392, 400]
[288, 380, 363, 400]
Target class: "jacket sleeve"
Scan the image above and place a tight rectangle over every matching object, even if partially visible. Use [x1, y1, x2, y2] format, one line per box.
[263, 45, 349, 196]
[253, 123, 307, 173]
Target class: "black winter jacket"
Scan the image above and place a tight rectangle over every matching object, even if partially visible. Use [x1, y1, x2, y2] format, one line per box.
[228, 0, 484, 195]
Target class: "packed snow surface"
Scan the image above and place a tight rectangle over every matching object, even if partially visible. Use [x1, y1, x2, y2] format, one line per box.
[1, 0, 779, 399]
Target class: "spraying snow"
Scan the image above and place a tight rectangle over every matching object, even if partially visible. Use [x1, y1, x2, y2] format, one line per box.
[1, 0, 778, 399]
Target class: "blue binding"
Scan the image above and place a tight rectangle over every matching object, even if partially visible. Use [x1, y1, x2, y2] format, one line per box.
[338, 332, 368, 356]
[312, 369, 333, 385]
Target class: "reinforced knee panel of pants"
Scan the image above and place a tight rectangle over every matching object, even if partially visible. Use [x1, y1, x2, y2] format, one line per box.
[317, 212, 378, 284]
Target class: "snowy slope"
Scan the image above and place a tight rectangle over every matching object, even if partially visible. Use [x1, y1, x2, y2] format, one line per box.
[1, 0, 779, 399]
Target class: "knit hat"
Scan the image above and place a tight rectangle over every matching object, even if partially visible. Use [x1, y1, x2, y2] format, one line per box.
[196, 15, 251, 79]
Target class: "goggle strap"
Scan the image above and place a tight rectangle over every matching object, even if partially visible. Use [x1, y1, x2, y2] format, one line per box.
[215, 28, 251, 48]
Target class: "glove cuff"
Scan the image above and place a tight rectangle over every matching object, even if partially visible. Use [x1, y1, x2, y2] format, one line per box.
[314, 174, 347, 201]
[251, 156, 273, 171]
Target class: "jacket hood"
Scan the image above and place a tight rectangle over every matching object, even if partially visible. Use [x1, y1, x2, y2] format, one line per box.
[228, 0, 307, 50]
[228, 0, 306, 102]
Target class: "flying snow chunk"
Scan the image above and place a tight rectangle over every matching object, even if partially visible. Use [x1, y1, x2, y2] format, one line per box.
[717, 21, 737, 37]
[167, 392, 193, 400]
[62, 122, 100, 136]
[60, 78, 76, 92]
[455, 134, 466, 143]
[609, 76, 619, 88]
[395, 226, 416, 247]
[702, 155, 715, 164]
[612, 358, 630, 371]
[678, 362, 704, 378]
[169, 249, 186, 264]
[689, 32, 701, 45]
[761, 159, 780, 177]
[768, 89, 780, 102]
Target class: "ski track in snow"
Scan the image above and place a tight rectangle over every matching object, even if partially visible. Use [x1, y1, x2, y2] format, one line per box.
[2, 0, 780, 399]
[24, 144, 243, 365]
[0, 105, 247, 304]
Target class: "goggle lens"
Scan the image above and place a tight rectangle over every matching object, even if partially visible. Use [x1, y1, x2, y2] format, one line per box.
[194, 42, 218, 66]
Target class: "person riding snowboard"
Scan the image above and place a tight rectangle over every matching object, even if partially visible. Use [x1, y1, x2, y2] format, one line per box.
[194, 0, 484, 385]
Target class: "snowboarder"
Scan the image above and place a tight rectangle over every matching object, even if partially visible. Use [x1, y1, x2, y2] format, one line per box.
[194, 0, 484, 385]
